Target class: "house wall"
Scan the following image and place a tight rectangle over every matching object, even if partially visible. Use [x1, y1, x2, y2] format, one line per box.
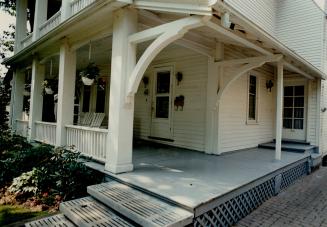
[134, 45, 208, 151]
[276, 0, 325, 71]
[224, 0, 325, 72]
[218, 68, 276, 153]
[320, 80, 327, 155]
[224, 0, 277, 35]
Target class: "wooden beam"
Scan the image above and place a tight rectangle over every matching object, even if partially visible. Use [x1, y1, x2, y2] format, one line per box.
[215, 54, 283, 67]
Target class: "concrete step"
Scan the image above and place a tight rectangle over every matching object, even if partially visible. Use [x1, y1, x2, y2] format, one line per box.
[59, 196, 136, 227]
[88, 181, 193, 227]
[258, 142, 317, 153]
[25, 214, 75, 227]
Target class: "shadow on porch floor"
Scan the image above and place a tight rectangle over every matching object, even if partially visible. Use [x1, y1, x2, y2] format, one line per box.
[85, 141, 310, 210]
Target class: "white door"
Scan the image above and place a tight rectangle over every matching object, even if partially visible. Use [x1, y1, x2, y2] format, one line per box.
[282, 84, 306, 141]
[150, 67, 173, 140]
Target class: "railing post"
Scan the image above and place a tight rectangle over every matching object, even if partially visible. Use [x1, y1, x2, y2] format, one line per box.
[10, 69, 25, 132]
[33, 0, 48, 41]
[15, 0, 28, 52]
[28, 59, 45, 141]
[55, 40, 76, 147]
[105, 8, 138, 174]
[61, 0, 71, 22]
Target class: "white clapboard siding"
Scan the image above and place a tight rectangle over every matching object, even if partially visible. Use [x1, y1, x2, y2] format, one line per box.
[134, 46, 207, 151]
[276, 0, 325, 70]
[219, 72, 275, 153]
[224, 0, 277, 35]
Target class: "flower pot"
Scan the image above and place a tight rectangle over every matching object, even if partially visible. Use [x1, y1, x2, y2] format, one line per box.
[82, 77, 94, 86]
[45, 87, 54, 95]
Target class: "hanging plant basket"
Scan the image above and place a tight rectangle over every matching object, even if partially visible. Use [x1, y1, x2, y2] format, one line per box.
[79, 62, 100, 86]
[45, 87, 54, 95]
[81, 77, 95, 86]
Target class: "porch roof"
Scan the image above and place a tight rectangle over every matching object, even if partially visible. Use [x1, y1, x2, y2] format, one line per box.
[86, 143, 310, 211]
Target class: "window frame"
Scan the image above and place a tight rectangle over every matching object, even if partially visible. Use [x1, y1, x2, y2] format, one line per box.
[246, 73, 259, 124]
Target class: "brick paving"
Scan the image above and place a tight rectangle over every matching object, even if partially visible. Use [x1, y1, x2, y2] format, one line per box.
[235, 166, 327, 227]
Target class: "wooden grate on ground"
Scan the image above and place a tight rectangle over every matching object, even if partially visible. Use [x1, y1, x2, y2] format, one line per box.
[59, 196, 136, 227]
[88, 181, 193, 227]
[25, 214, 74, 227]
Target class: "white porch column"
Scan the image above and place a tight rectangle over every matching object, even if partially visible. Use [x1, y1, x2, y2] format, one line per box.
[33, 0, 48, 41]
[15, 0, 28, 52]
[61, 0, 71, 22]
[56, 41, 76, 146]
[205, 42, 223, 154]
[11, 69, 25, 131]
[28, 59, 45, 141]
[105, 8, 138, 174]
[275, 61, 284, 160]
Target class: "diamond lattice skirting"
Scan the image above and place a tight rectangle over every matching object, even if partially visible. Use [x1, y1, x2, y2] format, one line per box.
[193, 160, 309, 227]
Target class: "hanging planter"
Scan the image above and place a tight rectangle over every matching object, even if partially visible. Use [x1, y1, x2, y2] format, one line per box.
[81, 75, 95, 86]
[45, 87, 54, 95]
[42, 79, 57, 95]
[79, 42, 100, 86]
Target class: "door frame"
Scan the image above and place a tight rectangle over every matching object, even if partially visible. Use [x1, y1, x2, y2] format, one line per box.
[149, 64, 175, 140]
[282, 78, 308, 141]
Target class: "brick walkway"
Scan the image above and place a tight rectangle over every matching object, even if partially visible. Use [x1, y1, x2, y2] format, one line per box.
[235, 166, 327, 227]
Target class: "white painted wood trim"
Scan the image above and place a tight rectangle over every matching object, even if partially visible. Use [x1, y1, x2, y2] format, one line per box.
[66, 125, 108, 133]
[35, 121, 57, 126]
[316, 79, 321, 150]
[275, 61, 283, 160]
[126, 16, 208, 98]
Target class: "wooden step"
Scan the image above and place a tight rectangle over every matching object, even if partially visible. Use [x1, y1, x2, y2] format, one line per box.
[258, 142, 317, 153]
[25, 214, 74, 227]
[88, 181, 193, 227]
[59, 196, 136, 227]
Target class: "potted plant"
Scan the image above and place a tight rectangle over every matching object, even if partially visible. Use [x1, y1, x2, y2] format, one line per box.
[79, 62, 100, 86]
[42, 79, 58, 95]
[23, 84, 31, 96]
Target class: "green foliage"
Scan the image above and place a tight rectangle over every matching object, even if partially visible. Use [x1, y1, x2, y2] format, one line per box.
[0, 79, 11, 135]
[8, 169, 38, 196]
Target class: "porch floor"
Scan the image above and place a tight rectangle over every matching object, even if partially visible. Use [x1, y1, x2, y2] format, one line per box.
[86, 142, 311, 210]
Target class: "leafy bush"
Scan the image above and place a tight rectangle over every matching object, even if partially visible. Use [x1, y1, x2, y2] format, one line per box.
[8, 169, 38, 196]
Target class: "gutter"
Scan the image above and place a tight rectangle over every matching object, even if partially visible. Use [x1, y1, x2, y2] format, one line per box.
[214, 0, 327, 80]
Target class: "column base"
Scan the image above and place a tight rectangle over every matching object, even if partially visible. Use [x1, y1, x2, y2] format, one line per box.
[105, 163, 134, 174]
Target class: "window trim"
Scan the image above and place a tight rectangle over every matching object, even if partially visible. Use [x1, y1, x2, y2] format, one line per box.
[246, 73, 259, 124]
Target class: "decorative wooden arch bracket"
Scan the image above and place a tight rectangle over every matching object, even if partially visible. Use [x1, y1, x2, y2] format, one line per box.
[215, 54, 283, 106]
[125, 15, 210, 102]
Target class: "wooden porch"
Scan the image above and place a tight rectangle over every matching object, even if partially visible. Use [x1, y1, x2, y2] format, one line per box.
[86, 142, 313, 211]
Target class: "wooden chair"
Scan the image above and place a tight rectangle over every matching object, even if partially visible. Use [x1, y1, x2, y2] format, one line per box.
[90, 113, 105, 127]
[80, 112, 94, 126]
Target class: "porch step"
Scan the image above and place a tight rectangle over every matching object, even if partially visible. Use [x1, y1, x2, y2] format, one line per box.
[59, 196, 136, 227]
[87, 181, 194, 227]
[273, 139, 311, 145]
[25, 214, 74, 227]
[258, 142, 317, 153]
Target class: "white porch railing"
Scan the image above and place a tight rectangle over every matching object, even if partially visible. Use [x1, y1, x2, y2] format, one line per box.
[71, 0, 96, 14]
[35, 121, 57, 145]
[16, 120, 29, 137]
[39, 10, 62, 37]
[21, 33, 33, 49]
[66, 125, 108, 162]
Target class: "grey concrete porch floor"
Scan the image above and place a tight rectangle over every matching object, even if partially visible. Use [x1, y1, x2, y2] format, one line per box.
[88, 142, 310, 210]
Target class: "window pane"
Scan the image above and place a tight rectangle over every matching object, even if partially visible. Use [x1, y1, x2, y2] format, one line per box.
[294, 119, 304, 129]
[156, 97, 169, 118]
[284, 86, 293, 96]
[294, 97, 304, 107]
[156, 71, 170, 94]
[294, 86, 304, 96]
[248, 94, 256, 120]
[284, 97, 293, 107]
[294, 108, 304, 118]
[283, 119, 292, 129]
[283, 108, 293, 118]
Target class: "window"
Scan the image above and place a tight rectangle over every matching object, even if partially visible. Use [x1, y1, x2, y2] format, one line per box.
[248, 75, 257, 122]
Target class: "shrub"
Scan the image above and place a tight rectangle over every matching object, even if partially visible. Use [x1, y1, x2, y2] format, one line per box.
[8, 169, 38, 196]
